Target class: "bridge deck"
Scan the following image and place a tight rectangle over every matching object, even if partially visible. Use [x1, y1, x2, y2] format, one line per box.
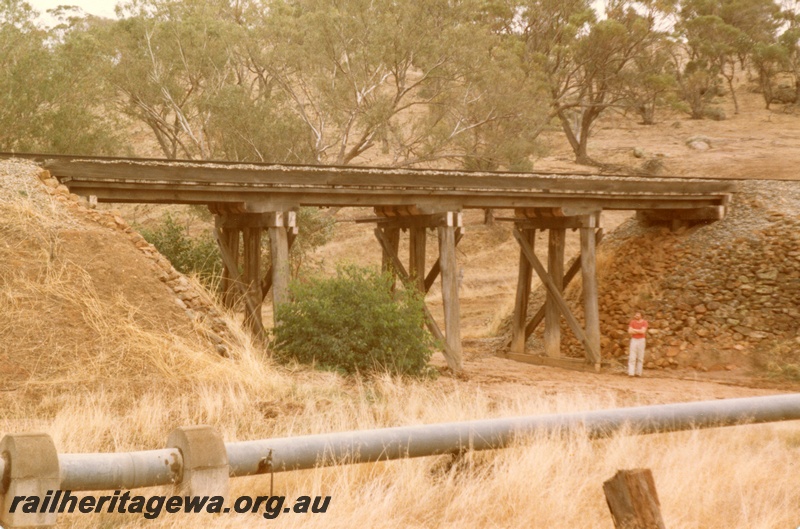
[4, 154, 736, 211]
[1, 152, 740, 372]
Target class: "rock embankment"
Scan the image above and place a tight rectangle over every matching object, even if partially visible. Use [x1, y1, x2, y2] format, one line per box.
[537, 180, 800, 373]
[31, 162, 236, 353]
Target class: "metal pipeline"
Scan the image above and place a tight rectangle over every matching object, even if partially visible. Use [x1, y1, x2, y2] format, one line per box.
[226, 393, 800, 475]
[59, 449, 183, 491]
[2, 394, 798, 492]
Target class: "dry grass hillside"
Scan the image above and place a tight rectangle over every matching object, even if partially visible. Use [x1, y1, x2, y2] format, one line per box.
[533, 83, 800, 180]
[1, 87, 799, 529]
[0, 160, 245, 393]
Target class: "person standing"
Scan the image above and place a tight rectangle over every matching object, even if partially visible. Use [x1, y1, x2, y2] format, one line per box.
[627, 312, 648, 377]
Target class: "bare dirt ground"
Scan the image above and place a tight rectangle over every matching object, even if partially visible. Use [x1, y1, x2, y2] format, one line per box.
[534, 86, 800, 180]
[457, 339, 783, 403]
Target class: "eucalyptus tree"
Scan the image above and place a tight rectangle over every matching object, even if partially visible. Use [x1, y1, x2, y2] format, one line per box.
[244, 0, 546, 168]
[751, 41, 786, 107]
[515, 0, 670, 164]
[93, 0, 245, 160]
[0, 1, 119, 153]
[776, 1, 800, 104]
[618, 39, 677, 124]
[677, 0, 781, 116]
[680, 16, 748, 114]
[0, 0, 51, 151]
[680, 0, 780, 43]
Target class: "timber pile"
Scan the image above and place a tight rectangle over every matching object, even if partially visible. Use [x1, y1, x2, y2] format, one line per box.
[546, 180, 800, 372]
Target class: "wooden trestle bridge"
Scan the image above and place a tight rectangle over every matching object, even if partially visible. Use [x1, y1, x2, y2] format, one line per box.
[5, 153, 736, 373]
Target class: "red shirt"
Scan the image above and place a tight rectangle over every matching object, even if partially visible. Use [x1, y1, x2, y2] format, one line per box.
[629, 319, 648, 339]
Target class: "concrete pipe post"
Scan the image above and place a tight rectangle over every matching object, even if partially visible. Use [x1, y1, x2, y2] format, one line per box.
[168, 426, 229, 498]
[0, 433, 60, 528]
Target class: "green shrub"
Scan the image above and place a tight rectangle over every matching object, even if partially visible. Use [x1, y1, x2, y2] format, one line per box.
[290, 207, 336, 275]
[139, 213, 221, 283]
[271, 265, 435, 376]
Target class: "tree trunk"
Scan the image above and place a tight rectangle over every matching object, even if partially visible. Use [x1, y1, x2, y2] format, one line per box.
[794, 76, 800, 106]
[575, 141, 594, 166]
[726, 75, 739, 115]
[639, 103, 655, 125]
[558, 109, 601, 167]
[557, 110, 581, 156]
[576, 111, 602, 166]
[762, 76, 772, 110]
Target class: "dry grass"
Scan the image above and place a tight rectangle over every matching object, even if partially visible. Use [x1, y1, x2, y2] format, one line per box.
[2, 161, 800, 528]
[17, 381, 800, 529]
[4, 288, 798, 528]
[3, 293, 799, 529]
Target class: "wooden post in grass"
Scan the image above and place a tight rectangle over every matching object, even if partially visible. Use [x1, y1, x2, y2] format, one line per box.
[603, 469, 667, 529]
[438, 217, 463, 370]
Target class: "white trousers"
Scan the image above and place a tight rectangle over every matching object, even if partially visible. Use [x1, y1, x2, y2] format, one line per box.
[628, 338, 646, 376]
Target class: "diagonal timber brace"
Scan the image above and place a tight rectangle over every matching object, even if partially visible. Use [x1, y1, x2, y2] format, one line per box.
[522, 228, 604, 340]
[512, 227, 600, 366]
[374, 227, 462, 372]
[214, 227, 266, 337]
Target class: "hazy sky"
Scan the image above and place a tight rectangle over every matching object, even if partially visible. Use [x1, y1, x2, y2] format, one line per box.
[26, 0, 610, 25]
[28, 0, 119, 22]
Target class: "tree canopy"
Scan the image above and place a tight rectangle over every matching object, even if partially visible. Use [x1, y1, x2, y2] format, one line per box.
[1, 0, 797, 166]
